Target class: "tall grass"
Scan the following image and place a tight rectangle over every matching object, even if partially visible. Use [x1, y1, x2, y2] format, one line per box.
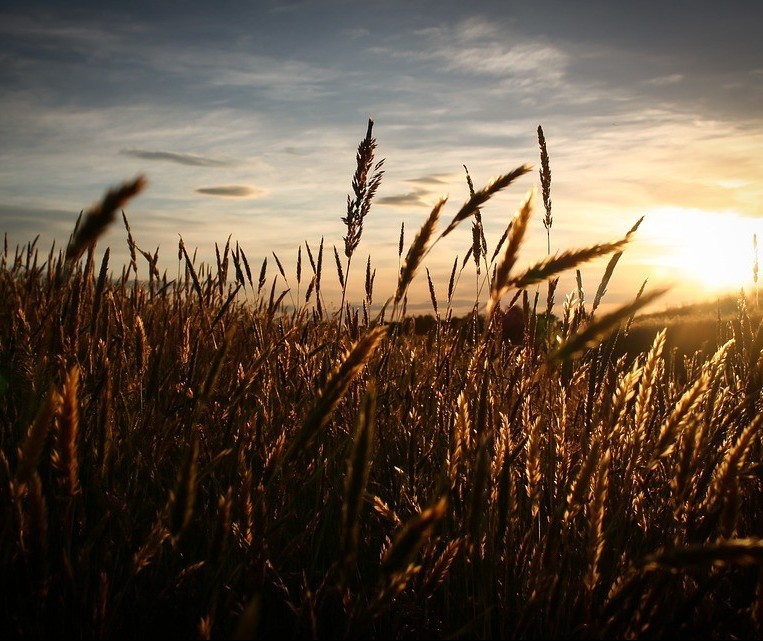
[2, 122, 763, 640]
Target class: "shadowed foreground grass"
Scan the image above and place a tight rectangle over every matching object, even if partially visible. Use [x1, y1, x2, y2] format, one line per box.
[3, 124, 763, 639]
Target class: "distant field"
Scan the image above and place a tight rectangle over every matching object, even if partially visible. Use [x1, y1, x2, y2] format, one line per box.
[3, 125, 763, 639]
[624, 295, 763, 361]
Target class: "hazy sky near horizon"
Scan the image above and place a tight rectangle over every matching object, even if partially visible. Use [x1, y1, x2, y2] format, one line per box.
[2, 1, 763, 313]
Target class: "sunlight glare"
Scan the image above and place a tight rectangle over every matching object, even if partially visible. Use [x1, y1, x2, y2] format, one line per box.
[640, 207, 761, 294]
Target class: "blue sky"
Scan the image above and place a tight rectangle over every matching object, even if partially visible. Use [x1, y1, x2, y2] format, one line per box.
[2, 1, 763, 313]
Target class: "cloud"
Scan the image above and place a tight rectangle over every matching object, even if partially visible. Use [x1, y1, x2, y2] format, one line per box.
[120, 149, 233, 167]
[377, 190, 432, 208]
[442, 42, 568, 78]
[405, 174, 452, 187]
[376, 174, 455, 208]
[0, 203, 76, 232]
[204, 57, 340, 102]
[645, 74, 684, 86]
[194, 185, 268, 198]
[374, 17, 568, 84]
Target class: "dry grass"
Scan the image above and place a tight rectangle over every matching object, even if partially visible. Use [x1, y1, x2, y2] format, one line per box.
[2, 123, 763, 640]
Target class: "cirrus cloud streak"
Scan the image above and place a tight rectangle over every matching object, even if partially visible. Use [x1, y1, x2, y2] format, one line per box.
[194, 185, 268, 198]
[120, 148, 235, 167]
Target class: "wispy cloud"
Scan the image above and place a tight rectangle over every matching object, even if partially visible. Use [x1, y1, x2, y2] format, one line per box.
[645, 74, 684, 86]
[195, 185, 268, 198]
[0, 203, 76, 231]
[377, 190, 431, 208]
[120, 149, 234, 167]
[374, 17, 568, 86]
[378, 173, 454, 208]
[405, 174, 452, 187]
[441, 41, 567, 78]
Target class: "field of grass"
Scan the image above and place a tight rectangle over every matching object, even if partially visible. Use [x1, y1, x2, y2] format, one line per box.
[3, 124, 763, 639]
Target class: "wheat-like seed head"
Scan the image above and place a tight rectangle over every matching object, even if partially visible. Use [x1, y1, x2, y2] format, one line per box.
[381, 497, 447, 577]
[342, 118, 384, 259]
[633, 328, 667, 437]
[442, 164, 531, 238]
[641, 538, 763, 570]
[16, 392, 61, 489]
[508, 238, 630, 291]
[486, 187, 535, 321]
[66, 176, 146, 264]
[537, 126, 552, 231]
[649, 373, 709, 469]
[395, 198, 447, 306]
[585, 448, 610, 594]
[551, 288, 667, 364]
[285, 325, 387, 464]
[52, 366, 80, 496]
[525, 414, 543, 521]
[564, 438, 601, 524]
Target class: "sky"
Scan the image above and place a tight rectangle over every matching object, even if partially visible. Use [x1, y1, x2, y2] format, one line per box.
[2, 0, 763, 315]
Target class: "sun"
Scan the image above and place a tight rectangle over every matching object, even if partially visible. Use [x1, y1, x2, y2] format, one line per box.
[641, 207, 760, 294]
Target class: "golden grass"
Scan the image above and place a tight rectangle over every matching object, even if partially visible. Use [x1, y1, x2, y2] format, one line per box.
[2, 122, 763, 640]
